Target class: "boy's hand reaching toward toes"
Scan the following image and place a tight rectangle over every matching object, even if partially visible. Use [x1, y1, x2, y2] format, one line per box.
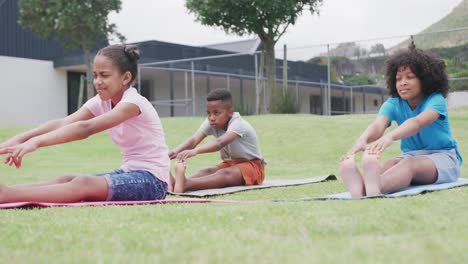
[176, 149, 197, 162]
[168, 150, 178, 160]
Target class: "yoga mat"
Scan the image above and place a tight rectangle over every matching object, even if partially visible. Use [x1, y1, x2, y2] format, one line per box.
[273, 178, 468, 201]
[0, 198, 237, 209]
[170, 174, 336, 197]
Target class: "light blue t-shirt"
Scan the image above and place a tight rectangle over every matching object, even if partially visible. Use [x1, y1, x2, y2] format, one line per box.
[378, 93, 462, 164]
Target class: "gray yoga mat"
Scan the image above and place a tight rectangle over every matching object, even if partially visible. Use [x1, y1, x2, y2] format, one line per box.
[273, 178, 468, 201]
[169, 174, 336, 197]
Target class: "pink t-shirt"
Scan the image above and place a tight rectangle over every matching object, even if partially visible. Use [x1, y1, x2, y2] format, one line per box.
[84, 87, 170, 182]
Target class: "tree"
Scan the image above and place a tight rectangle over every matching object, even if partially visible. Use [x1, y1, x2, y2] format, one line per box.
[18, 0, 125, 104]
[370, 43, 386, 56]
[185, 0, 322, 112]
[307, 57, 340, 82]
[345, 73, 376, 86]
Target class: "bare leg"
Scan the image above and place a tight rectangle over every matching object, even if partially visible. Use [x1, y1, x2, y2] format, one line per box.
[339, 155, 365, 197]
[168, 172, 175, 192]
[0, 176, 108, 203]
[381, 158, 401, 173]
[12, 175, 77, 189]
[188, 166, 220, 178]
[380, 157, 437, 194]
[173, 161, 244, 193]
[361, 152, 383, 196]
[173, 161, 188, 193]
[171, 164, 221, 192]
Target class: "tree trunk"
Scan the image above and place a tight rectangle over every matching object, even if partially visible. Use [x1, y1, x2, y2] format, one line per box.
[263, 39, 277, 112]
[83, 48, 94, 101]
[256, 50, 265, 115]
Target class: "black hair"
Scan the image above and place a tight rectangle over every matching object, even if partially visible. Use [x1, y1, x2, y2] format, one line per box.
[96, 44, 140, 85]
[385, 42, 449, 98]
[206, 88, 233, 108]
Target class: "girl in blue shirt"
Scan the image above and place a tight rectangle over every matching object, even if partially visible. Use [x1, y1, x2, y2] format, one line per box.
[339, 44, 462, 198]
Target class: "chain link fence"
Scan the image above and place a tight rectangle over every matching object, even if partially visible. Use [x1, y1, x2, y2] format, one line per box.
[138, 28, 468, 117]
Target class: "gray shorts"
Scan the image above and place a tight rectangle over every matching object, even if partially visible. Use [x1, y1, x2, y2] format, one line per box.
[94, 169, 167, 201]
[400, 149, 461, 184]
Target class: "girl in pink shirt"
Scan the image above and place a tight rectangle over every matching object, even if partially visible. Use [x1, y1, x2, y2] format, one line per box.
[0, 44, 170, 203]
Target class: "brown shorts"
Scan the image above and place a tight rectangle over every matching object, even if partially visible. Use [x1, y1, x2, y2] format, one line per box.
[217, 159, 265, 186]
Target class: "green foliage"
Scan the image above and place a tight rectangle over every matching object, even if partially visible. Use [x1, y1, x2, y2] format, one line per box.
[393, 0, 468, 50]
[449, 69, 468, 91]
[450, 79, 468, 91]
[18, 0, 124, 51]
[185, 0, 322, 40]
[270, 90, 300, 113]
[345, 73, 376, 86]
[18, 0, 125, 102]
[306, 56, 340, 82]
[370, 43, 386, 55]
[431, 43, 468, 62]
[185, 0, 323, 110]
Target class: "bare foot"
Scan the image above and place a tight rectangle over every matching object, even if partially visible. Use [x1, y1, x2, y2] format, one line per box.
[173, 161, 187, 193]
[339, 155, 365, 198]
[362, 153, 382, 196]
[167, 172, 175, 192]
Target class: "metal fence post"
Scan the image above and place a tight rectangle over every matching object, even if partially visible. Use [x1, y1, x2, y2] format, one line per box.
[191, 61, 196, 116]
[254, 54, 259, 115]
[327, 43, 331, 116]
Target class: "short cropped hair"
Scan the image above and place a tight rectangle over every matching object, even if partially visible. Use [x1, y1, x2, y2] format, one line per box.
[206, 88, 232, 107]
[385, 45, 449, 98]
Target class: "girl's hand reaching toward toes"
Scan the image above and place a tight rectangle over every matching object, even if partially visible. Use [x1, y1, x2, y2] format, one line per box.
[0, 139, 40, 169]
[346, 139, 367, 157]
[366, 135, 393, 155]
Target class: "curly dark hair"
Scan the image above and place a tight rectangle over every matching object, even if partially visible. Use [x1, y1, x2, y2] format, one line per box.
[385, 45, 449, 98]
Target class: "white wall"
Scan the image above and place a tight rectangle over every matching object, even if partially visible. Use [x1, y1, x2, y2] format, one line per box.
[0, 56, 67, 126]
[447, 91, 468, 109]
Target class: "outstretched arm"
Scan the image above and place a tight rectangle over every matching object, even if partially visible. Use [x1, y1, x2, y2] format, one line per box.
[0, 103, 140, 168]
[169, 131, 207, 159]
[0, 107, 95, 149]
[367, 109, 439, 154]
[176, 131, 238, 161]
[346, 115, 390, 156]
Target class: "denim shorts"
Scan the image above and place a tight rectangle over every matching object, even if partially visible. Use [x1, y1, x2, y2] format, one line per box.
[94, 169, 167, 201]
[400, 149, 461, 184]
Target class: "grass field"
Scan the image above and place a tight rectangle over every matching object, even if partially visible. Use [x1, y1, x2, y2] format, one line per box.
[1, 107, 467, 263]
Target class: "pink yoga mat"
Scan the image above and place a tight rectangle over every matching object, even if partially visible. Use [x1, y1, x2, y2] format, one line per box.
[0, 198, 238, 209]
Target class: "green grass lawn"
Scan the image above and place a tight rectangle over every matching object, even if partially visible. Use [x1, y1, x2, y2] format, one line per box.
[1, 107, 467, 263]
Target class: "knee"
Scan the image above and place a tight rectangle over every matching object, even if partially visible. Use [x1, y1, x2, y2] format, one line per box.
[201, 167, 218, 175]
[56, 175, 77, 183]
[396, 158, 414, 172]
[217, 169, 241, 185]
[339, 155, 356, 171]
[217, 169, 231, 179]
[70, 176, 95, 188]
